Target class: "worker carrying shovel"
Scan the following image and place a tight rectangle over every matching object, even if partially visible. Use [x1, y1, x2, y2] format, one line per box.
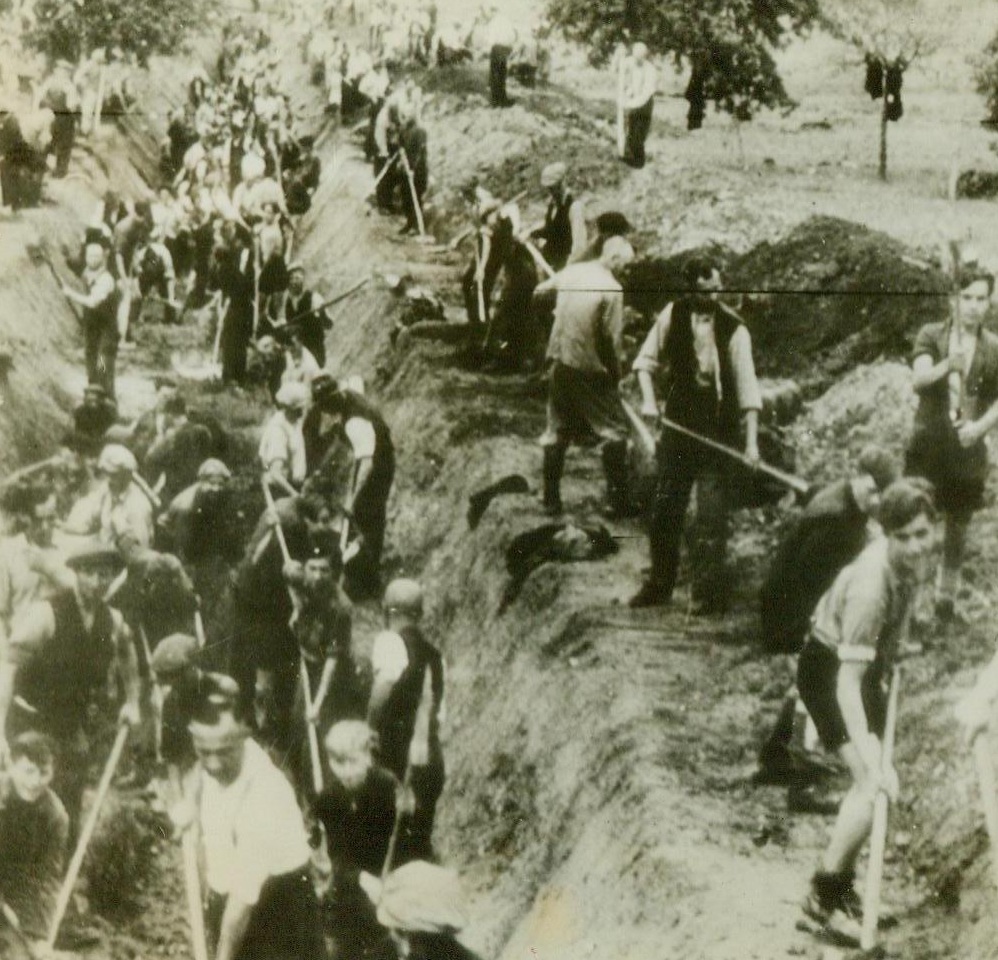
[796, 480, 937, 949]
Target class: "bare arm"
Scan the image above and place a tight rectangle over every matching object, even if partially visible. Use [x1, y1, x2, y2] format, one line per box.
[912, 352, 959, 392]
[115, 618, 142, 724]
[568, 201, 587, 263]
[345, 457, 374, 514]
[215, 896, 255, 960]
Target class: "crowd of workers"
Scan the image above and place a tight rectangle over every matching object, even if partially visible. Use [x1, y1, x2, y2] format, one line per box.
[1, 1, 998, 958]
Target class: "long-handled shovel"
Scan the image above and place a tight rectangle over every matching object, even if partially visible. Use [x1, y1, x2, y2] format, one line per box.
[398, 148, 429, 241]
[47, 724, 131, 950]
[181, 827, 210, 960]
[973, 732, 998, 897]
[300, 656, 325, 796]
[860, 665, 901, 951]
[650, 409, 811, 497]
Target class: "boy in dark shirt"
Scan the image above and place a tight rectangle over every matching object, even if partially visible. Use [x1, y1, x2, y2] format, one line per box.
[314, 720, 409, 960]
[0, 733, 69, 956]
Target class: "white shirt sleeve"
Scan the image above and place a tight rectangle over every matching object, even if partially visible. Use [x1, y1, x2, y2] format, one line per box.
[371, 629, 409, 685]
[344, 417, 377, 460]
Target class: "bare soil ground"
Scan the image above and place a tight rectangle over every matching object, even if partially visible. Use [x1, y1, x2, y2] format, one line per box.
[10, 4, 998, 959]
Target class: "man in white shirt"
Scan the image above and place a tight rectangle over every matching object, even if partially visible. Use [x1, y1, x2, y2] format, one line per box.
[259, 383, 309, 492]
[621, 42, 657, 168]
[189, 708, 325, 960]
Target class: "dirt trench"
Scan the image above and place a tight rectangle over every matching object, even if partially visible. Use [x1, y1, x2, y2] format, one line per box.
[9, 14, 998, 960]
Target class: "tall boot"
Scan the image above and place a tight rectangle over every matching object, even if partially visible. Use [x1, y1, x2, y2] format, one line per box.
[601, 439, 635, 518]
[542, 444, 565, 515]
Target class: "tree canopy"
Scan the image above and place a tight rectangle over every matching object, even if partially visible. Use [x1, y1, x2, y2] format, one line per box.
[25, 0, 218, 66]
[544, 0, 821, 120]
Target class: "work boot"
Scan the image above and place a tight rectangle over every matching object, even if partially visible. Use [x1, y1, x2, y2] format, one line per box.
[542, 445, 565, 516]
[800, 872, 861, 948]
[601, 440, 637, 518]
[628, 579, 672, 608]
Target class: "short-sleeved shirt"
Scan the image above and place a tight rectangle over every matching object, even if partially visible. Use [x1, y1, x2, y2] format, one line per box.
[345, 418, 377, 460]
[259, 412, 307, 484]
[199, 738, 311, 904]
[545, 262, 624, 378]
[809, 536, 912, 666]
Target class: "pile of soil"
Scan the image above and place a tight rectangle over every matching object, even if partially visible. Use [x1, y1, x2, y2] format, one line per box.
[730, 216, 951, 389]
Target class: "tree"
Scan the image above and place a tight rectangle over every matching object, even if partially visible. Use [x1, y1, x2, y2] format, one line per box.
[544, 0, 820, 122]
[974, 29, 998, 126]
[821, 0, 957, 180]
[25, 0, 218, 67]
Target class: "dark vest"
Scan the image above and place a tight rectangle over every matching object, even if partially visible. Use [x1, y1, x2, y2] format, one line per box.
[541, 191, 575, 271]
[375, 625, 443, 779]
[82, 268, 117, 332]
[663, 298, 744, 446]
[17, 591, 116, 737]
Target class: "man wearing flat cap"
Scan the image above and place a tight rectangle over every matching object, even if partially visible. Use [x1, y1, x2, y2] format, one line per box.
[306, 376, 395, 598]
[62, 233, 119, 398]
[63, 443, 155, 552]
[535, 236, 636, 518]
[532, 163, 586, 272]
[0, 539, 141, 835]
[282, 263, 329, 367]
[159, 458, 242, 571]
[150, 632, 240, 808]
[360, 861, 481, 960]
[184, 707, 326, 960]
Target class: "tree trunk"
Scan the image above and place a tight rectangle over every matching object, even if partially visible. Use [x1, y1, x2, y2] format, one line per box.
[879, 91, 888, 181]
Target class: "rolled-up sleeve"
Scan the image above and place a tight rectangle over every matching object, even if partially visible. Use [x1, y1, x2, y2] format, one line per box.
[837, 582, 887, 664]
[632, 305, 672, 375]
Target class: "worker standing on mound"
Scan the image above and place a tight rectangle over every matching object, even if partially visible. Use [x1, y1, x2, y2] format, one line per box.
[629, 258, 761, 613]
[61, 231, 119, 399]
[797, 480, 936, 947]
[536, 235, 635, 518]
[620, 42, 658, 169]
[905, 266, 998, 621]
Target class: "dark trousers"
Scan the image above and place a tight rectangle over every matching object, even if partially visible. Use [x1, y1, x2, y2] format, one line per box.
[648, 430, 731, 605]
[624, 99, 653, 168]
[207, 868, 326, 960]
[374, 154, 396, 211]
[221, 297, 253, 384]
[401, 167, 426, 232]
[51, 113, 76, 177]
[345, 460, 394, 599]
[490, 45, 511, 106]
[83, 316, 119, 398]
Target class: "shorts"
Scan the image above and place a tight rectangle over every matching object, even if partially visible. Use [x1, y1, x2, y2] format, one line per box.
[541, 362, 627, 447]
[797, 640, 886, 752]
[906, 426, 987, 517]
